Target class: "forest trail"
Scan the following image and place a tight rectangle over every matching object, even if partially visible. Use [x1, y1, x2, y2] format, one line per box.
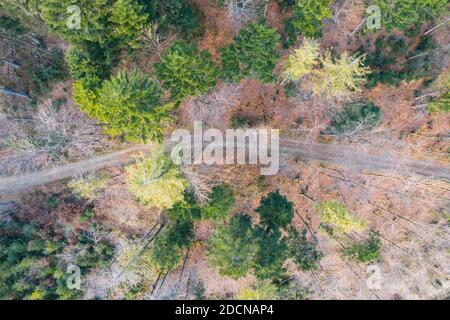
[0, 144, 154, 196]
[280, 139, 450, 181]
[0, 139, 449, 196]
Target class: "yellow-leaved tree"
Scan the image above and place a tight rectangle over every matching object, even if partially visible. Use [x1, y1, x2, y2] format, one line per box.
[283, 38, 320, 82]
[316, 200, 368, 235]
[311, 52, 371, 98]
[238, 280, 279, 300]
[68, 173, 111, 200]
[125, 147, 187, 210]
[427, 72, 450, 114]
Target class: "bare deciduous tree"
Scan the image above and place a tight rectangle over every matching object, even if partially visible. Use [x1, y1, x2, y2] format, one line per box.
[182, 166, 214, 205]
[224, 0, 268, 28]
[139, 23, 175, 56]
[0, 90, 112, 175]
[183, 83, 242, 128]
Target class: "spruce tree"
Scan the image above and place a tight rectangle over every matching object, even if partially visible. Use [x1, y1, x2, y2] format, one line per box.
[151, 215, 195, 273]
[151, 232, 184, 273]
[160, 0, 203, 38]
[343, 235, 381, 263]
[201, 185, 235, 220]
[208, 214, 256, 279]
[253, 228, 288, 280]
[219, 44, 243, 83]
[374, 0, 448, 32]
[325, 101, 381, 135]
[167, 193, 203, 222]
[75, 69, 172, 143]
[284, 0, 333, 46]
[287, 228, 323, 271]
[39, 0, 148, 48]
[255, 191, 294, 231]
[156, 42, 217, 101]
[39, 0, 148, 82]
[220, 23, 281, 83]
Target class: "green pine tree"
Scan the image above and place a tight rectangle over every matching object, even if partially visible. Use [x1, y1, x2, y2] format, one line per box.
[39, 0, 148, 82]
[220, 23, 281, 83]
[151, 231, 184, 273]
[159, 0, 203, 38]
[39, 0, 148, 47]
[284, 0, 333, 46]
[253, 228, 288, 280]
[208, 214, 257, 279]
[287, 228, 323, 271]
[74, 69, 172, 143]
[255, 191, 294, 231]
[343, 235, 381, 263]
[374, 0, 448, 32]
[167, 193, 203, 223]
[201, 185, 235, 220]
[156, 42, 217, 101]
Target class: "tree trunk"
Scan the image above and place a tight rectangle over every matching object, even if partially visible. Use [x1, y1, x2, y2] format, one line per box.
[424, 17, 450, 35]
[0, 87, 30, 99]
[0, 59, 19, 69]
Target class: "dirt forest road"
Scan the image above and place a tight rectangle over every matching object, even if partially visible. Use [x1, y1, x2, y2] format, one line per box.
[280, 139, 450, 181]
[0, 144, 155, 196]
[0, 139, 449, 196]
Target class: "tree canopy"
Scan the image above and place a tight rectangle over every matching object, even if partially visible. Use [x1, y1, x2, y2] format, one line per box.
[167, 193, 203, 222]
[151, 230, 184, 273]
[325, 101, 381, 136]
[39, 0, 147, 47]
[316, 200, 368, 235]
[0, 216, 114, 300]
[157, 0, 203, 38]
[125, 147, 188, 210]
[343, 235, 381, 263]
[428, 91, 450, 114]
[283, 47, 371, 99]
[68, 173, 111, 200]
[74, 69, 172, 143]
[427, 72, 450, 114]
[253, 228, 288, 280]
[219, 23, 280, 83]
[373, 0, 448, 32]
[206, 191, 300, 281]
[284, 0, 333, 46]
[156, 42, 217, 101]
[287, 228, 323, 271]
[200, 185, 236, 220]
[255, 191, 294, 231]
[40, 0, 148, 82]
[238, 280, 280, 300]
[311, 52, 371, 98]
[252, 191, 295, 280]
[282, 38, 320, 81]
[208, 213, 257, 279]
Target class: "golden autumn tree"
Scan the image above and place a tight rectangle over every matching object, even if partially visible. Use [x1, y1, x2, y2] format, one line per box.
[125, 147, 187, 210]
[311, 52, 371, 98]
[282, 39, 320, 82]
[316, 200, 368, 235]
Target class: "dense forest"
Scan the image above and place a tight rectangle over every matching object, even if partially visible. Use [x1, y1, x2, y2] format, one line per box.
[0, 0, 449, 300]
